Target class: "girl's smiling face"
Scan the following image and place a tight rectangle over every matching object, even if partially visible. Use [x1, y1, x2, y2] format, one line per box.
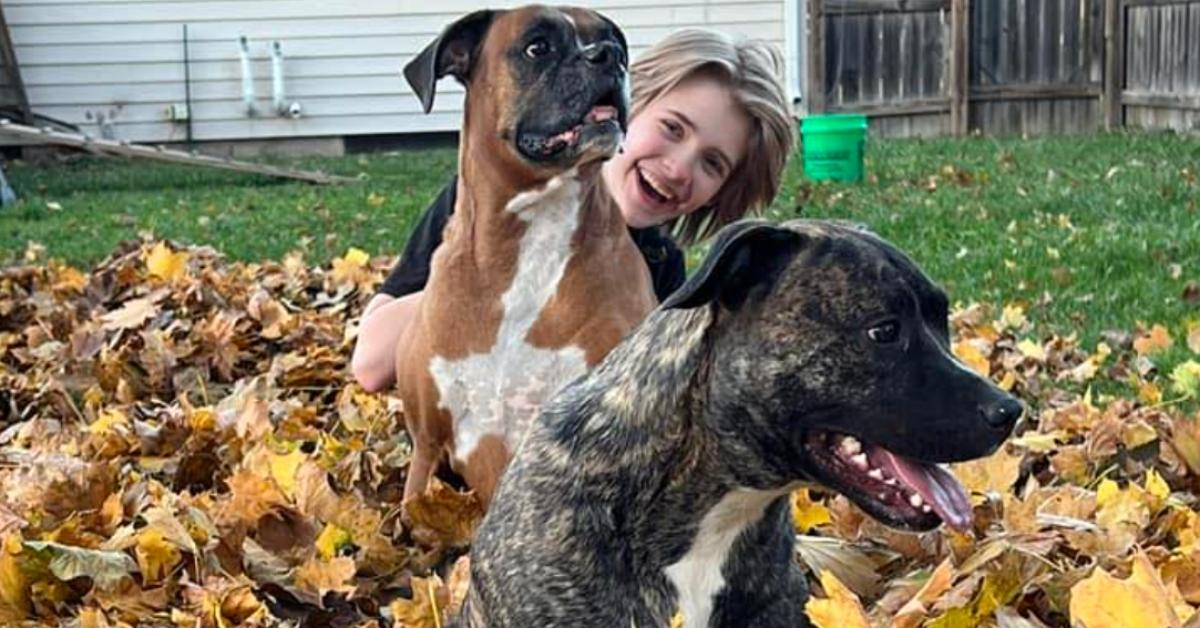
[602, 77, 751, 229]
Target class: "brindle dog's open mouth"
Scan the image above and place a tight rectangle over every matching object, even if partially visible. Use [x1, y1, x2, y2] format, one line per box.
[517, 88, 625, 160]
[803, 430, 973, 533]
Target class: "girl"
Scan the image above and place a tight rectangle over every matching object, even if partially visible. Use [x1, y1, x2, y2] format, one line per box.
[353, 29, 795, 392]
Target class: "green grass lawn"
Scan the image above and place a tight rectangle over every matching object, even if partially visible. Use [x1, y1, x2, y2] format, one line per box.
[2, 131, 1197, 360]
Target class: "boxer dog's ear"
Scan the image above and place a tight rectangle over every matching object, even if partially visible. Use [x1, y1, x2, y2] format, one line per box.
[662, 220, 803, 312]
[404, 10, 496, 114]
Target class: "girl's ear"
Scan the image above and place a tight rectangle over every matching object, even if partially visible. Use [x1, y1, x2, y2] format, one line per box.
[661, 220, 802, 311]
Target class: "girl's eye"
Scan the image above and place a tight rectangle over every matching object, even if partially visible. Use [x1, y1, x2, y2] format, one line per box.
[661, 119, 683, 138]
[525, 39, 551, 58]
[704, 155, 726, 177]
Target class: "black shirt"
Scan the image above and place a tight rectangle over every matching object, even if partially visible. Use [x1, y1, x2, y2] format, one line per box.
[378, 176, 685, 302]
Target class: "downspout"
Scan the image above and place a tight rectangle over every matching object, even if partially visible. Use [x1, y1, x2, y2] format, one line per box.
[784, 0, 806, 115]
[271, 41, 302, 118]
[238, 36, 258, 116]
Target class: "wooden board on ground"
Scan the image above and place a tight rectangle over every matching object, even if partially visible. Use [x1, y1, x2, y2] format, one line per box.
[0, 118, 357, 185]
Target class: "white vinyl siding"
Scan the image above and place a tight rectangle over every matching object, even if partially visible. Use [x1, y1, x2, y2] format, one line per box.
[5, 0, 785, 143]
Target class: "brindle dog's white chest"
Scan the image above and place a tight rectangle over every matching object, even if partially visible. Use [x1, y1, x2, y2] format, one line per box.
[430, 172, 588, 466]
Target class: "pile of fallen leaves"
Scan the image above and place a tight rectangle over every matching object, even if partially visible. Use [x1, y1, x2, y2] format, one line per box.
[1, 237, 1198, 627]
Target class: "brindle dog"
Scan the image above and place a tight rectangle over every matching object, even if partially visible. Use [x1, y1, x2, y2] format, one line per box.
[460, 219, 1022, 627]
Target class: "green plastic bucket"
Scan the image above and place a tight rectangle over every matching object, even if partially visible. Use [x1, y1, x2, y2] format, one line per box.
[801, 114, 868, 182]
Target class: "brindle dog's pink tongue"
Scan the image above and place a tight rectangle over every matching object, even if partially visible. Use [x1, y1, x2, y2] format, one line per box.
[876, 449, 974, 532]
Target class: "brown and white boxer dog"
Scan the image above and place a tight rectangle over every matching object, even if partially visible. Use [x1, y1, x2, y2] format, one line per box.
[394, 6, 657, 507]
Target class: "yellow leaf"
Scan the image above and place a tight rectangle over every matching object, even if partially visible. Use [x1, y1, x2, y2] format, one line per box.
[1145, 468, 1170, 503]
[1096, 479, 1151, 532]
[0, 533, 28, 616]
[1139, 380, 1163, 406]
[1069, 551, 1182, 628]
[1000, 304, 1027, 330]
[389, 574, 448, 628]
[268, 448, 306, 499]
[953, 447, 1022, 499]
[791, 489, 832, 533]
[134, 528, 181, 584]
[1011, 431, 1065, 452]
[315, 523, 352, 560]
[952, 340, 991, 377]
[1187, 321, 1200, 355]
[343, 247, 370, 266]
[1170, 360, 1200, 399]
[293, 556, 356, 600]
[144, 242, 189, 282]
[87, 409, 129, 435]
[365, 192, 387, 209]
[1017, 339, 1046, 361]
[805, 570, 870, 628]
[1134, 324, 1173, 356]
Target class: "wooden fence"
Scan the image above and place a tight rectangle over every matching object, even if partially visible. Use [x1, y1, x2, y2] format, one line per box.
[805, 0, 1200, 136]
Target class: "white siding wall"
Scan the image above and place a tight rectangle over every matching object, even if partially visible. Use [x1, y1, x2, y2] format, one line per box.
[6, 0, 787, 143]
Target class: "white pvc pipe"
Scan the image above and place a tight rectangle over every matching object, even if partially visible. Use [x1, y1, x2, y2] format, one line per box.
[238, 36, 258, 117]
[271, 41, 286, 115]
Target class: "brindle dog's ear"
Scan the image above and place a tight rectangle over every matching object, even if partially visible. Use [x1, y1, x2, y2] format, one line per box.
[662, 220, 802, 311]
[403, 10, 496, 114]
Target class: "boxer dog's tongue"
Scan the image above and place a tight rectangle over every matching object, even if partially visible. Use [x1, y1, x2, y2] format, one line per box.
[874, 447, 973, 532]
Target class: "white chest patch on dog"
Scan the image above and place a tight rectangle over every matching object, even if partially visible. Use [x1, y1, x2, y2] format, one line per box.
[664, 487, 792, 628]
[430, 171, 589, 466]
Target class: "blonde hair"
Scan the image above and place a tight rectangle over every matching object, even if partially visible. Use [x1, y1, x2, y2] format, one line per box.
[630, 29, 795, 245]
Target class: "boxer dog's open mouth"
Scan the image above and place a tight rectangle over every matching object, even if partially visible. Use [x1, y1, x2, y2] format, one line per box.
[516, 87, 627, 162]
[801, 430, 973, 533]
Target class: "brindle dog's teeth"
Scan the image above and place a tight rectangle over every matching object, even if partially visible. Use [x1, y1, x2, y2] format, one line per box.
[909, 493, 925, 508]
[839, 436, 862, 456]
[867, 468, 884, 481]
[849, 453, 869, 470]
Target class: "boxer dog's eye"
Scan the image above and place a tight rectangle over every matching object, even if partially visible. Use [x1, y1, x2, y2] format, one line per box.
[525, 38, 552, 59]
[866, 321, 900, 344]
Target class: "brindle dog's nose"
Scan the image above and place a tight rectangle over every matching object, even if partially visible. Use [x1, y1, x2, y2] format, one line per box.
[980, 397, 1023, 430]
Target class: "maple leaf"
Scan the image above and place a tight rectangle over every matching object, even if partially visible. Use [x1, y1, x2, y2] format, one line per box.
[134, 528, 181, 584]
[1070, 551, 1183, 628]
[24, 541, 136, 591]
[293, 556, 356, 605]
[219, 468, 287, 526]
[390, 574, 449, 628]
[144, 242, 189, 282]
[952, 339, 991, 377]
[1169, 360, 1200, 398]
[791, 488, 832, 533]
[1187, 321, 1200, 355]
[952, 446, 1022, 501]
[893, 558, 956, 628]
[315, 523, 353, 560]
[805, 569, 870, 628]
[1134, 324, 1173, 356]
[0, 534, 28, 617]
[403, 478, 484, 549]
[99, 297, 159, 331]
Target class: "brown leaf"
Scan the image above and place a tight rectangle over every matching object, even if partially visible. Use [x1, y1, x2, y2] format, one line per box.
[403, 478, 484, 549]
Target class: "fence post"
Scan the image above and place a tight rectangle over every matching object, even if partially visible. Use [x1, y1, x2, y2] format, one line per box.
[949, 0, 970, 135]
[808, 0, 826, 114]
[1103, 0, 1125, 130]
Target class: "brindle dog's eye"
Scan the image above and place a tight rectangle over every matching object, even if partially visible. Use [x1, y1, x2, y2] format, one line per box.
[867, 322, 900, 344]
[525, 38, 551, 59]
